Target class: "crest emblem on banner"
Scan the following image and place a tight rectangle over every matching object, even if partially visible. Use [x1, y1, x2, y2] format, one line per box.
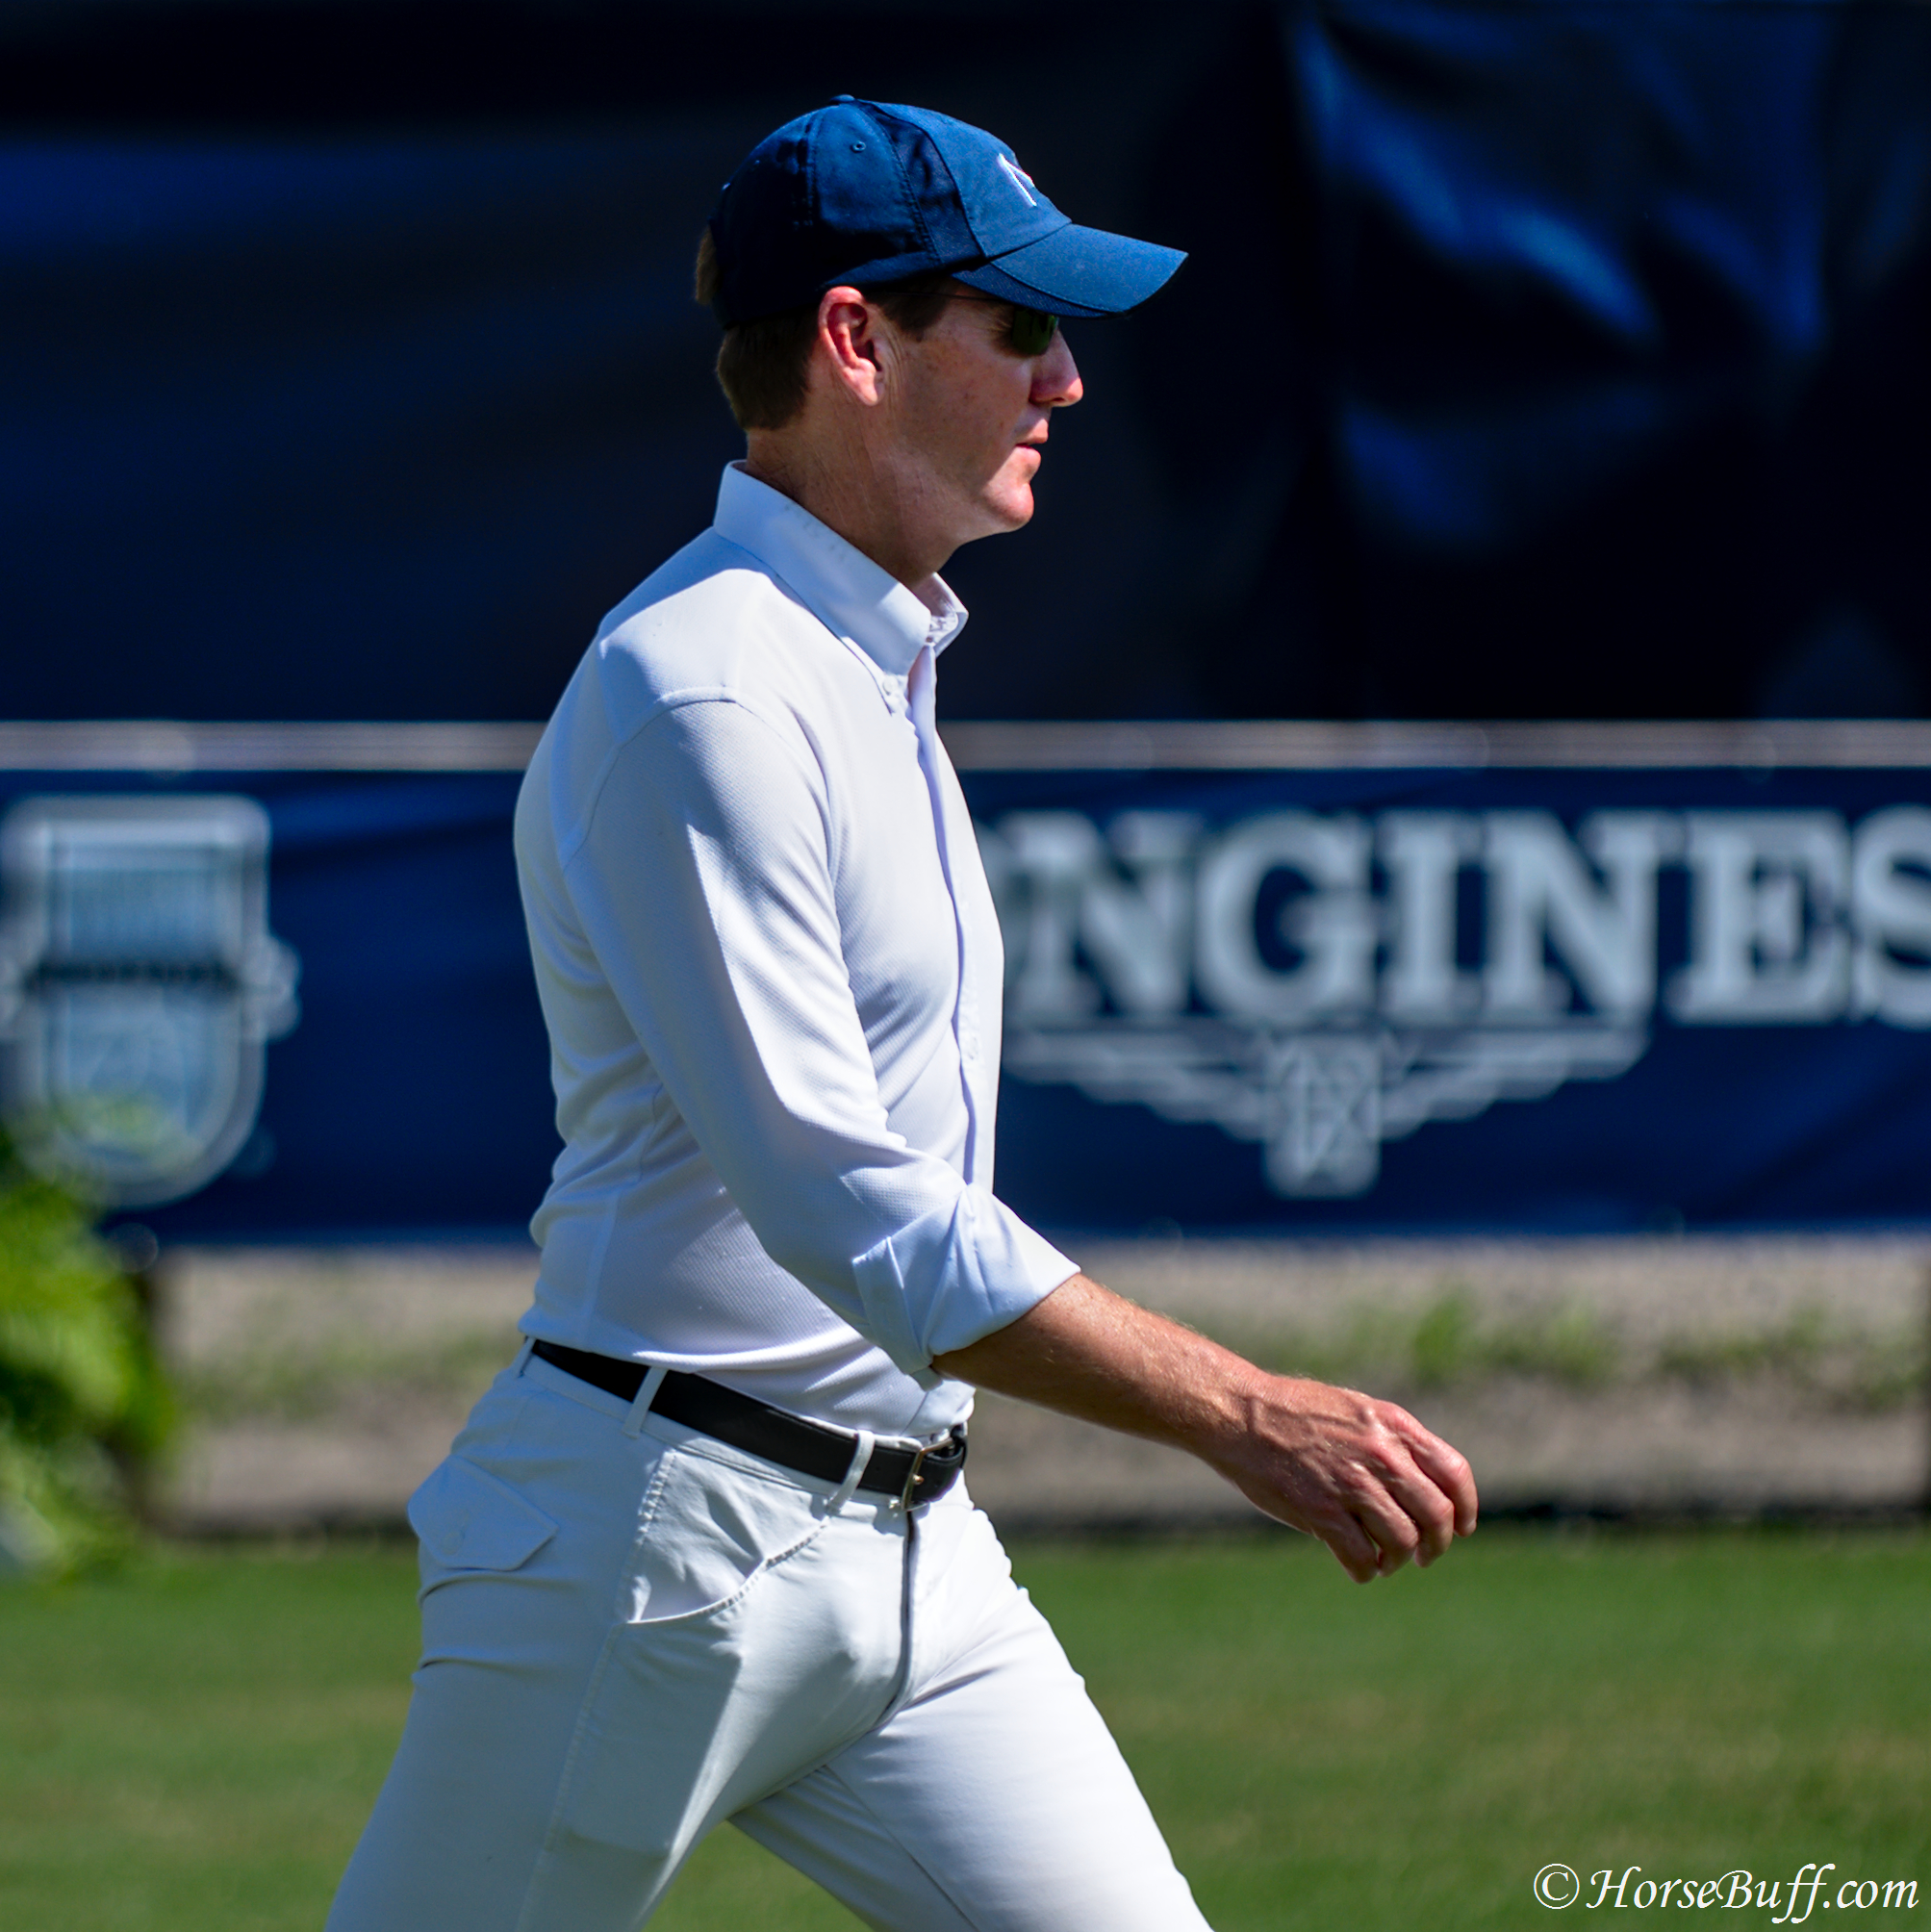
[0, 796, 299, 1208]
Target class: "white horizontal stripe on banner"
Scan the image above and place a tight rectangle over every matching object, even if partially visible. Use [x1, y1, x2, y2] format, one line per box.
[9, 719, 1931, 774]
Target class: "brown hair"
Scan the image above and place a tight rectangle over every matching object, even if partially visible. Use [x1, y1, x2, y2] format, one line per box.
[695, 228, 955, 431]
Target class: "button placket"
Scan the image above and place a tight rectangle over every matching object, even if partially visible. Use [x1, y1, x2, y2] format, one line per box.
[905, 647, 983, 1167]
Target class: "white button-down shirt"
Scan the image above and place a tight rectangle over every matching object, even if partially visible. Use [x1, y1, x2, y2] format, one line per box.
[513, 465, 1076, 1436]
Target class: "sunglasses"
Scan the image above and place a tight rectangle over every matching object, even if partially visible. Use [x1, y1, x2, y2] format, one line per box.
[1004, 305, 1060, 355]
[952, 292, 1060, 356]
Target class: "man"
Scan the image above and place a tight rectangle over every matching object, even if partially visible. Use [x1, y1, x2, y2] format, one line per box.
[328, 96, 1476, 1932]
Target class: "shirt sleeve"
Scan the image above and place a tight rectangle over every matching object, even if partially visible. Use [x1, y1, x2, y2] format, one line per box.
[561, 695, 1075, 1381]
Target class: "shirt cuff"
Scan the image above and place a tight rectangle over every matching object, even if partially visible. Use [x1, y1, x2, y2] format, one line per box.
[851, 1190, 1078, 1381]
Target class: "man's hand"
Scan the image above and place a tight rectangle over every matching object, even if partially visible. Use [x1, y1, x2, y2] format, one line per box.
[1202, 1372, 1476, 1581]
[932, 1272, 1477, 1583]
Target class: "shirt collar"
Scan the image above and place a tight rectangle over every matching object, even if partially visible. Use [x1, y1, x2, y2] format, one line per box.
[713, 464, 967, 680]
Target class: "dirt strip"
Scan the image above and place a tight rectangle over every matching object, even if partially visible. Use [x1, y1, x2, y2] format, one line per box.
[156, 1237, 1929, 1535]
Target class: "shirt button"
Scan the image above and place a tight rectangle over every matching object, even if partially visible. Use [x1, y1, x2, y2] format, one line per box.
[961, 1030, 980, 1059]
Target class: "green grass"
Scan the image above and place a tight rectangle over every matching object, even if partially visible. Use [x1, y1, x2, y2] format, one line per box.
[1019, 1532, 1930, 1928]
[0, 1529, 1924, 1930]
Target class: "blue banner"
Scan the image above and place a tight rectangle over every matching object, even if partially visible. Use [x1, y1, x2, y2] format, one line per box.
[970, 754, 1931, 1232]
[5, 731, 1931, 1237]
[0, 765, 552, 1239]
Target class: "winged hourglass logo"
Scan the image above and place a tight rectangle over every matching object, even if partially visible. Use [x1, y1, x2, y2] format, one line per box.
[0, 796, 299, 1208]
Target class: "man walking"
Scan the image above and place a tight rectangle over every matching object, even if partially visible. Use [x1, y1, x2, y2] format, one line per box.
[328, 96, 1476, 1932]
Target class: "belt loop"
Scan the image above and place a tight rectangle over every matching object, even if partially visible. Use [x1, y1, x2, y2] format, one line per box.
[622, 1363, 670, 1437]
[825, 1429, 876, 1514]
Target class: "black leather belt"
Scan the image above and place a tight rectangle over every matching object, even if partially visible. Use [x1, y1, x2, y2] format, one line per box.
[529, 1339, 966, 1508]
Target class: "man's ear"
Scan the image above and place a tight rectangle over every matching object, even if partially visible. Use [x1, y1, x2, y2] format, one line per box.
[817, 287, 890, 407]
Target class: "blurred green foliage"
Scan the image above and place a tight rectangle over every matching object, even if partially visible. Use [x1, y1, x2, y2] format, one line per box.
[0, 1132, 173, 1575]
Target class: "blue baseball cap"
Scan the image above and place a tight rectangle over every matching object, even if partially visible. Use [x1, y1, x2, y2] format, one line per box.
[706, 96, 1184, 326]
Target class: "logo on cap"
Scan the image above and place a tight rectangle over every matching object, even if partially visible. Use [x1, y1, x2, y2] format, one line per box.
[996, 153, 1039, 207]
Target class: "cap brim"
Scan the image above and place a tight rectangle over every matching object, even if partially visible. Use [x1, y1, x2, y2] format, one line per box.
[953, 222, 1184, 318]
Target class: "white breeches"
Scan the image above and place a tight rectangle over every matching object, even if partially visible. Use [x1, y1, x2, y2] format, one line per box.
[324, 1347, 1212, 1932]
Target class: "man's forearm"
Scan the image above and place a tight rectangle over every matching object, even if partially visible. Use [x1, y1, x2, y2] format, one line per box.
[933, 1272, 1478, 1583]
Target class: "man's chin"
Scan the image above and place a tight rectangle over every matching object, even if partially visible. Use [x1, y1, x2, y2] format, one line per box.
[980, 484, 1036, 533]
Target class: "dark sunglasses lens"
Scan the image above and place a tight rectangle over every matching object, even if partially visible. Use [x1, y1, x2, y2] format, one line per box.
[1011, 307, 1058, 355]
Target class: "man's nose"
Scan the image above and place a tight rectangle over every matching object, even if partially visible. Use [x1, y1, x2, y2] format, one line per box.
[1033, 332, 1082, 408]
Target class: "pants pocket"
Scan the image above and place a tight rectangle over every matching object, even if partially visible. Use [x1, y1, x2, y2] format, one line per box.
[623, 1444, 827, 1625]
[409, 1454, 558, 1577]
[527, 1460, 902, 1916]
